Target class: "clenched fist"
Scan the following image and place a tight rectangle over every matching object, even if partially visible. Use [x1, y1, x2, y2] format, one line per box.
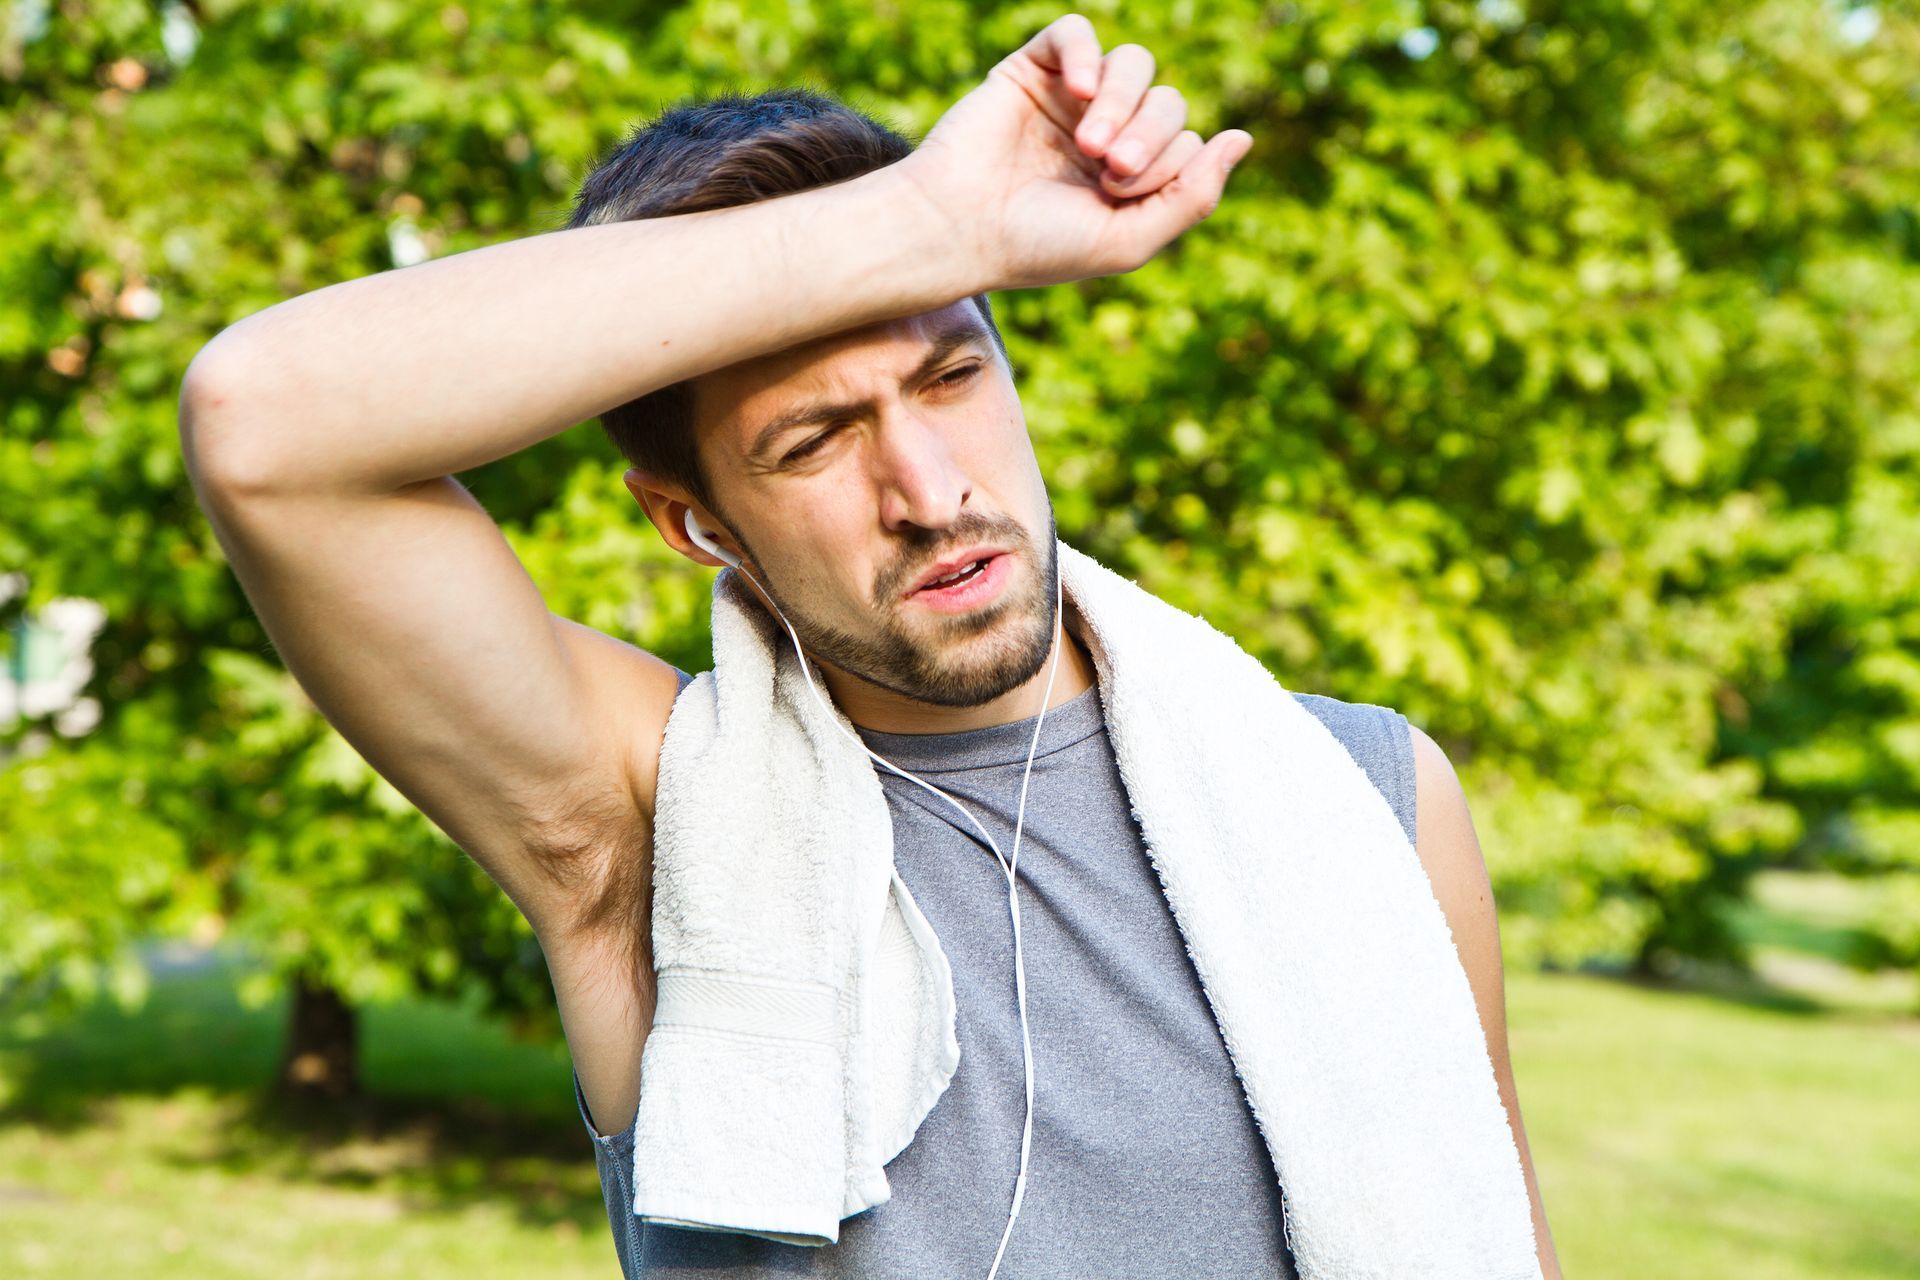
[897, 13, 1254, 293]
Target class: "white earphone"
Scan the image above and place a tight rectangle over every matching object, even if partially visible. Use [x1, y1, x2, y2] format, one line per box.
[683, 508, 744, 569]
[683, 507, 1058, 1277]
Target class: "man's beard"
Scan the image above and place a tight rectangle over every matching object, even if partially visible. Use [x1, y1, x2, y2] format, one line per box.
[734, 508, 1059, 709]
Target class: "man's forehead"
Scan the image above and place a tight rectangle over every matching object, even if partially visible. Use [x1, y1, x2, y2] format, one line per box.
[729, 304, 983, 395]
[698, 301, 992, 452]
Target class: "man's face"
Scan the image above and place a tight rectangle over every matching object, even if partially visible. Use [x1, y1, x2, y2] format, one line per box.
[684, 301, 1057, 709]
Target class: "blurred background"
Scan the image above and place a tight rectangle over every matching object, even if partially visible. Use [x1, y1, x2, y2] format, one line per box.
[4, 0, 1919, 1276]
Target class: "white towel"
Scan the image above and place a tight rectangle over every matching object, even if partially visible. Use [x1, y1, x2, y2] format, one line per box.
[631, 538, 1542, 1279]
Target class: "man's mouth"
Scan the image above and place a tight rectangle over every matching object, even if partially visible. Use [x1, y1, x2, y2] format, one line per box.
[906, 551, 1014, 612]
[906, 545, 1010, 596]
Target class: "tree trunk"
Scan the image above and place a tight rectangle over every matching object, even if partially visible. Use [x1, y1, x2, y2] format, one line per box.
[274, 971, 360, 1101]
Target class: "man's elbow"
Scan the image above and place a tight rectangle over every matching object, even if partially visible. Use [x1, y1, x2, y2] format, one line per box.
[178, 337, 283, 500]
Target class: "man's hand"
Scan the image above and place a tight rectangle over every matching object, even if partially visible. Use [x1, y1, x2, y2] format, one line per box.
[899, 13, 1253, 293]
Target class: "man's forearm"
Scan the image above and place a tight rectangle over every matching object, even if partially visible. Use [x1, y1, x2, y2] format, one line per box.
[180, 167, 978, 493]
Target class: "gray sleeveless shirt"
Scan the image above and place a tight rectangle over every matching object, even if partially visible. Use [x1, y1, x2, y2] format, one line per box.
[576, 667, 1417, 1279]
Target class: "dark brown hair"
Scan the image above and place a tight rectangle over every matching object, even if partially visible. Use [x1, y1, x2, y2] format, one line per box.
[564, 85, 1007, 518]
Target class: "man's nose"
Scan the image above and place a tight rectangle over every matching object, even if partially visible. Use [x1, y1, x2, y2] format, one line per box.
[873, 412, 972, 532]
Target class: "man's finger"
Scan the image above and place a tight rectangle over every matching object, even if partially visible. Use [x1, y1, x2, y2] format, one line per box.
[1075, 44, 1156, 158]
[1020, 13, 1103, 98]
[1104, 129, 1205, 198]
[1101, 84, 1189, 178]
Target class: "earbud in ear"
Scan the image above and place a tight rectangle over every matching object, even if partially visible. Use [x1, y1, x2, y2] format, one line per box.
[683, 508, 743, 569]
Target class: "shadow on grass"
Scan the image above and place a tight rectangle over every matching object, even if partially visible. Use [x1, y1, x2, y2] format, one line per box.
[173, 1088, 603, 1230]
[1722, 903, 1881, 969]
[0, 942, 605, 1231]
[1570, 954, 1888, 1019]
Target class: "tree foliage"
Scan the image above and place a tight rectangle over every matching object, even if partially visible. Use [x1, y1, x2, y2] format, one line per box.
[5, 0, 1918, 1043]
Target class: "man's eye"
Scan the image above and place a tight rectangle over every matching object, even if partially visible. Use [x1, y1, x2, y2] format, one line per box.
[778, 369, 979, 467]
[782, 427, 839, 465]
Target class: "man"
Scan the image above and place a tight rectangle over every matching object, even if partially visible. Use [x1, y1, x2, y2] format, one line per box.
[180, 13, 1560, 1278]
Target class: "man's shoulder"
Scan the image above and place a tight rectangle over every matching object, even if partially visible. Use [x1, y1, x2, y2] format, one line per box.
[1288, 688, 1411, 744]
[1286, 690, 1418, 840]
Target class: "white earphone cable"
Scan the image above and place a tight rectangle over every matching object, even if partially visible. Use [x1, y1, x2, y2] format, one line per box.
[701, 525, 1060, 1278]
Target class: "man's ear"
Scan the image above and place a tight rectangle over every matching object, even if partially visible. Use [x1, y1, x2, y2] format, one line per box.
[621, 466, 670, 508]
[624, 467, 736, 569]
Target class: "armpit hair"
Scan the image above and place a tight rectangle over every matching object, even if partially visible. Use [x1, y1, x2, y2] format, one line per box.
[526, 772, 659, 983]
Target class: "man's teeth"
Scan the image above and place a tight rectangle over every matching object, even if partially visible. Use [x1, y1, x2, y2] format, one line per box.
[927, 559, 984, 588]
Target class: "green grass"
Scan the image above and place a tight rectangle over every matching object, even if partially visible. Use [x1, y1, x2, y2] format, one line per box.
[0, 946, 616, 1279]
[1518, 868, 1920, 1278]
[2, 872, 1917, 1279]
[1509, 970, 1920, 1279]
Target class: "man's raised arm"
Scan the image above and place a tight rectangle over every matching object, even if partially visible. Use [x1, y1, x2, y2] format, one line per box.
[176, 162, 986, 936]
[179, 170, 974, 498]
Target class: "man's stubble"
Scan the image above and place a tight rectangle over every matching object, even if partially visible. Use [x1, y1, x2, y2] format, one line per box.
[729, 506, 1060, 710]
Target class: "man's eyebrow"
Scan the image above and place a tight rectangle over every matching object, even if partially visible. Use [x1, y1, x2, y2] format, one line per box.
[745, 320, 993, 464]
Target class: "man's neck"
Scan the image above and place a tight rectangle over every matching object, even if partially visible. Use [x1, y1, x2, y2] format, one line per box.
[821, 612, 1097, 735]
